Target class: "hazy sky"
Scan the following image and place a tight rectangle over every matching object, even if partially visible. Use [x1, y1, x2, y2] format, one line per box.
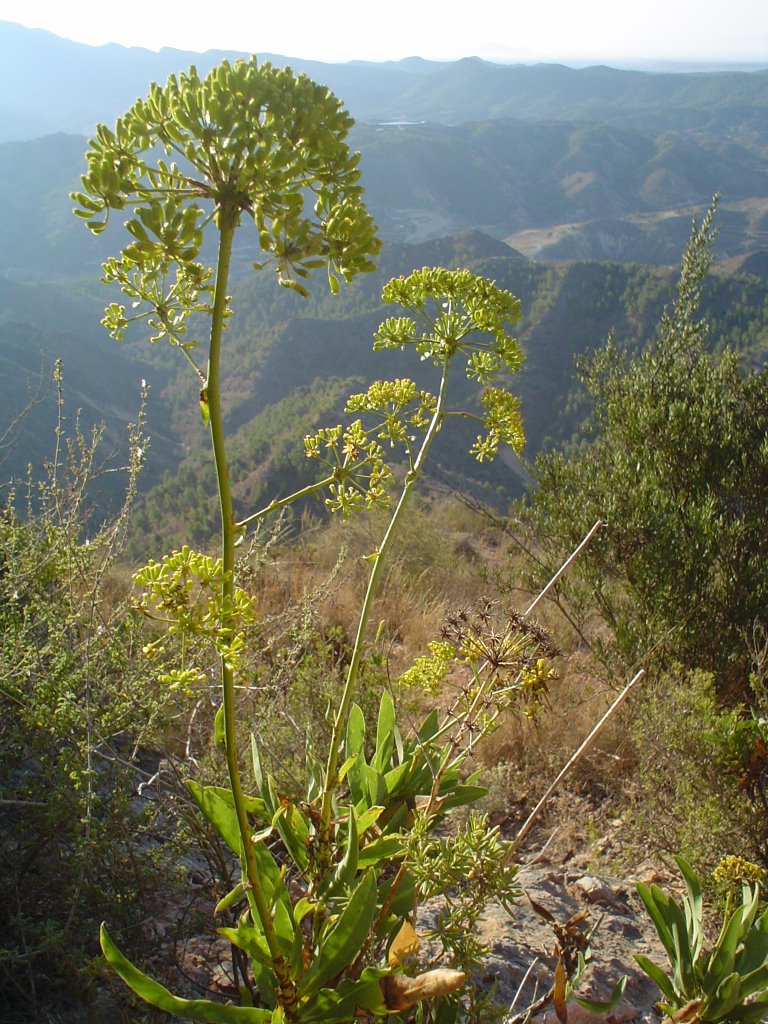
[1, 0, 766, 64]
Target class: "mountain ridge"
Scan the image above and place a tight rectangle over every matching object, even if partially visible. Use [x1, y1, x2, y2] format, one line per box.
[2, 19, 766, 142]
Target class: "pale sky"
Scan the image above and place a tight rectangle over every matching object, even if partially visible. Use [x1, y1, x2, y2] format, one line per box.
[0, 0, 766, 64]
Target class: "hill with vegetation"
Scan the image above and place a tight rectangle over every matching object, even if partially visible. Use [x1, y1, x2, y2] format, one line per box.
[0, 22, 767, 552]
[3, 49, 768, 1024]
[1, 122, 767, 283]
[117, 230, 768, 549]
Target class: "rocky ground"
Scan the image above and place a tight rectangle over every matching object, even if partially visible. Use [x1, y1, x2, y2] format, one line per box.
[139, 829, 676, 1024]
[468, 855, 673, 1023]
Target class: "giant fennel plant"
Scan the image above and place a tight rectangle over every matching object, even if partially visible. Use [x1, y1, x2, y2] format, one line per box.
[74, 58, 565, 1023]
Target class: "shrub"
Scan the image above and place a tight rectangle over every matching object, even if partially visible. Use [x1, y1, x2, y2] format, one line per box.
[629, 669, 765, 874]
[0, 370, 182, 1020]
[524, 202, 768, 688]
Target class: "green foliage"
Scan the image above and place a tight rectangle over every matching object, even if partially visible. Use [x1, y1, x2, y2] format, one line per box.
[0, 374, 180, 1019]
[630, 670, 764, 873]
[526, 202, 768, 683]
[636, 857, 768, 1024]
[134, 545, 257, 685]
[244, 624, 391, 796]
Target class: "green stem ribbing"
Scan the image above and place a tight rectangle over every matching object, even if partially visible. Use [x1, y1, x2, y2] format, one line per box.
[317, 358, 453, 857]
[207, 216, 298, 1016]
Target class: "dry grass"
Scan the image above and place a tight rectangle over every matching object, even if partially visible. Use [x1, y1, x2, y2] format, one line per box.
[205, 494, 647, 862]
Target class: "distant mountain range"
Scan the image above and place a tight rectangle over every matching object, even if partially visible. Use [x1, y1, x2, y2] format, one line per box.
[1, 19, 766, 272]
[2, 20, 767, 139]
[1, 20, 767, 536]
[4, 227, 766, 546]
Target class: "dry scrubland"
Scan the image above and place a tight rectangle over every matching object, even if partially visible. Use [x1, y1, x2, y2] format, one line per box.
[2, 52, 768, 1024]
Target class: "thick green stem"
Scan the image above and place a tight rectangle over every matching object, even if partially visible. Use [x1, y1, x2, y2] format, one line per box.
[317, 359, 453, 858]
[208, 216, 298, 1016]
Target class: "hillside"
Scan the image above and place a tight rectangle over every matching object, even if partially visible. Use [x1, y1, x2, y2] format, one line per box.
[389, 58, 768, 131]
[0, 275, 178, 498]
[1, 124, 767, 286]
[3, 32, 768, 1024]
[1, 22, 767, 280]
[112, 231, 768, 548]
[1, 30, 767, 538]
[355, 120, 768, 253]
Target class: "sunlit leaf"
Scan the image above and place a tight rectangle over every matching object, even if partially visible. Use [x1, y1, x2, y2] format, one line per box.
[100, 924, 271, 1022]
[388, 920, 420, 966]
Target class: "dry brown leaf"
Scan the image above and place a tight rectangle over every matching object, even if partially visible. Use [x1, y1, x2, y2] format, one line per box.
[388, 920, 420, 967]
[381, 969, 467, 1011]
[553, 955, 568, 1023]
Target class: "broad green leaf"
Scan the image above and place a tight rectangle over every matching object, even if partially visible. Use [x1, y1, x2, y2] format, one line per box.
[356, 805, 384, 834]
[707, 890, 758, 989]
[259, 773, 309, 872]
[736, 947, 768, 999]
[294, 897, 315, 926]
[215, 882, 246, 916]
[251, 837, 290, 911]
[383, 760, 412, 797]
[437, 783, 489, 812]
[219, 924, 278, 1010]
[634, 954, 678, 1003]
[707, 972, 742, 1020]
[214, 705, 226, 751]
[189, 781, 268, 824]
[301, 968, 388, 1021]
[378, 867, 416, 922]
[417, 708, 440, 743]
[273, 798, 310, 873]
[338, 754, 357, 783]
[320, 806, 359, 898]
[393, 720, 404, 764]
[345, 704, 367, 804]
[305, 739, 326, 805]
[726, 988, 768, 1024]
[372, 690, 396, 772]
[377, 802, 409, 837]
[666, 897, 695, 998]
[272, 892, 302, 966]
[734, 912, 768, 977]
[297, 871, 377, 1000]
[219, 923, 271, 968]
[251, 734, 265, 794]
[675, 856, 703, 960]
[365, 764, 387, 806]
[357, 834, 404, 869]
[100, 924, 272, 1022]
[636, 883, 678, 966]
[346, 705, 365, 757]
[187, 780, 241, 855]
